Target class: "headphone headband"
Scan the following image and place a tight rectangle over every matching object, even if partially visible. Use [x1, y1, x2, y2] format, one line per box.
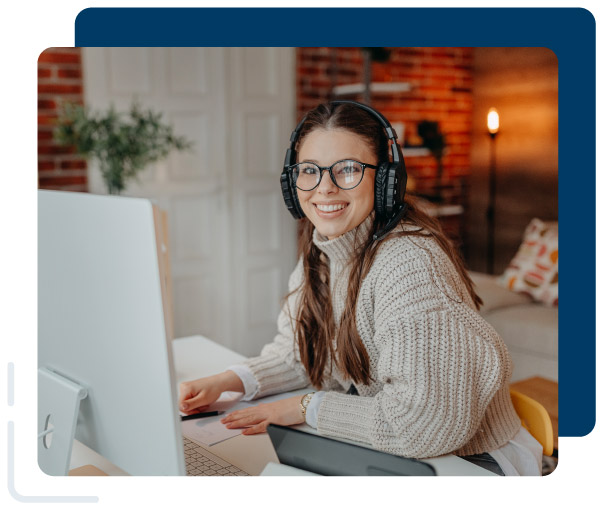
[290, 100, 401, 163]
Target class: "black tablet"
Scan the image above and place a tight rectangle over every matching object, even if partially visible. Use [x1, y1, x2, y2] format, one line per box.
[267, 424, 436, 476]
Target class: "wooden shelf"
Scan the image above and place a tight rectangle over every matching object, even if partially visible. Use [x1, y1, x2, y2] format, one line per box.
[332, 81, 412, 96]
[402, 147, 429, 157]
[420, 203, 464, 218]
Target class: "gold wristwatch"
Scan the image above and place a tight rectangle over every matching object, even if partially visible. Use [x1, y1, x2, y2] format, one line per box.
[299, 392, 315, 420]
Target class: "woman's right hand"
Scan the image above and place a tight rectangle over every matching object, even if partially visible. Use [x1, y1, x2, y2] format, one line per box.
[178, 370, 244, 414]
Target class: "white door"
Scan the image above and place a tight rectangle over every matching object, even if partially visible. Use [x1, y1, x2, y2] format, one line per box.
[82, 47, 297, 356]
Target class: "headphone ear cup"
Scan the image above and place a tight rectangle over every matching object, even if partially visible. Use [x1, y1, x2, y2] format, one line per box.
[290, 179, 304, 219]
[280, 169, 305, 219]
[386, 159, 407, 215]
[374, 164, 389, 219]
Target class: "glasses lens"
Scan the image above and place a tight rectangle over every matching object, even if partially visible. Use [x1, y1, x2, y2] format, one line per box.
[293, 163, 320, 190]
[332, 160, 363, 189]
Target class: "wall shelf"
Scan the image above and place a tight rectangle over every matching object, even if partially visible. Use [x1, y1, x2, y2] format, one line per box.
[402, 147, 429, 157]
[332, 81, 412, 96]
[423, 203, 464, 217]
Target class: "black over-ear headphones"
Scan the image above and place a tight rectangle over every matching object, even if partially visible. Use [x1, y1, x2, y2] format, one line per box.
[280, 100, 408, 241]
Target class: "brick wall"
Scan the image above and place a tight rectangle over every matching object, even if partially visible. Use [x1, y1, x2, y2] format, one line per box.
[38, 47, 474, 197]
[38, 48, 88, 191]
[296, 47, 474, 199]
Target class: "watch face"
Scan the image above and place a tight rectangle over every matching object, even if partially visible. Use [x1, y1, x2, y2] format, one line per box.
[301, 393, 313, 408]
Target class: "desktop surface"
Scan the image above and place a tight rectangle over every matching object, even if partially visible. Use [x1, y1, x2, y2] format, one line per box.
[70, 336, 497, 477]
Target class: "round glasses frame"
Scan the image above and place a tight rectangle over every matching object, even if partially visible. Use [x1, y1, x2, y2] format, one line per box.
[289, 159, 378, 191]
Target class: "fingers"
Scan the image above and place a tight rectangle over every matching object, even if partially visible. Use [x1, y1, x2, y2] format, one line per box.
[242, 421, 269, 435]
[178, 382, 197, 411]
[221, 414, 259, 429]
[179, 378, 222, 412]
[179, 381, 196, 401]
[180, 396, 207, 412]
[179, 387, 210, 412]
[221, 411, 269, 435]
[181, 404, 210, 415]
[221, 408, 266, 430]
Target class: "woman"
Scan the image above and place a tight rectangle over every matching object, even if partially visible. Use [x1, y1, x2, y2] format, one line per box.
[179, 101, 542, 476]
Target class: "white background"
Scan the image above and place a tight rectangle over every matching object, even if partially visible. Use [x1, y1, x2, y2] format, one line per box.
[1, 1, 598, 510]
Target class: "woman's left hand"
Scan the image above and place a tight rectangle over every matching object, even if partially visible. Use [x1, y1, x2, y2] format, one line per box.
[220, 395, 304, 435]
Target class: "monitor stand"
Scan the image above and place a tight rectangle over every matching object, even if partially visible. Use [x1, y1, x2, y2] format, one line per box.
[38, 367, 88, 476]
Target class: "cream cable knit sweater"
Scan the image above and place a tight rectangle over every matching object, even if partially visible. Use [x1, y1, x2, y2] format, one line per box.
[242, 214, 522, 458]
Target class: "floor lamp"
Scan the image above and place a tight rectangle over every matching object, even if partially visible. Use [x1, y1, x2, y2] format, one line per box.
[486, 108, 499, 274]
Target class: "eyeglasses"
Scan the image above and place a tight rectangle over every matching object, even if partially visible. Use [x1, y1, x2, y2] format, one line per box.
[289, 159, 378, 191]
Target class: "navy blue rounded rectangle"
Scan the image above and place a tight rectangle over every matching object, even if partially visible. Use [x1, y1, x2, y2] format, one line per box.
[75, 7, 596, 438]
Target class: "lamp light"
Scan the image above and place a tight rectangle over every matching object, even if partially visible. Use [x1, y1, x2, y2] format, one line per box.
[486, 108, 499, 274]
[487, 107, 500, 136]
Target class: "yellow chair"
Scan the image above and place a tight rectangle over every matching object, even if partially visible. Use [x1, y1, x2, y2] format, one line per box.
[510, 389, 554, 456]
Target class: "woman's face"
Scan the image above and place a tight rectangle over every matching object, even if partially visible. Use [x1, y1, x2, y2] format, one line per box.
[296, 129, 377, 239]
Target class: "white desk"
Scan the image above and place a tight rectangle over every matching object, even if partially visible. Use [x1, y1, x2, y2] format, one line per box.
[70, 335, 496, 476]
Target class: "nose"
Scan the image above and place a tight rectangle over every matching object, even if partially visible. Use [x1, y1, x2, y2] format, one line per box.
[316, 169, 338, 195]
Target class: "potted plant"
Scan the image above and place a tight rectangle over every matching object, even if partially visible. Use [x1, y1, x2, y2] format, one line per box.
[54, 101, 192, 195]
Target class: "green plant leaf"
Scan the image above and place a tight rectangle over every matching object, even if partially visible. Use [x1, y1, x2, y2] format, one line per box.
[54, 100, 193, 194]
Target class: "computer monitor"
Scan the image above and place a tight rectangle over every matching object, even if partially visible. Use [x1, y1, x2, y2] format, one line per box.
[38, 190, 186, 476]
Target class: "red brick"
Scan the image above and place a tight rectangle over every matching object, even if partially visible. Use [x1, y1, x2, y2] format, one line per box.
[38, 67, 52, 79]
[38, 145, 76, 155]
[60, 160, 87, 170]
[38, 50, 80, 64]
[38, 83, 83, 95]
[38, 114, 58, 126]
[57, 68, 82, 80]
[38, 130, 54, 141]
[309, 75, 331, 86]
[38, 160, 56, 171]
[38, 99, 57, 110]
[39, 175, 87, 187]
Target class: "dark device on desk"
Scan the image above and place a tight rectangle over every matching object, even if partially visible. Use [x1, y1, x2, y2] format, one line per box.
[267, 425, 436, 476]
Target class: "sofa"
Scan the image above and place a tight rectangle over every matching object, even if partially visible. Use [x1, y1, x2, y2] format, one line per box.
[469, 271, 558, 383]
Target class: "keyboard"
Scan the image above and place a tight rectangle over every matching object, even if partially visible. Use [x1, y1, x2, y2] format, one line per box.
[183, 436, 249, 476]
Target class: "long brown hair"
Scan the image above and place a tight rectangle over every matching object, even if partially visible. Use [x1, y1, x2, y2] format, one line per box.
[289, 102, 482, 389]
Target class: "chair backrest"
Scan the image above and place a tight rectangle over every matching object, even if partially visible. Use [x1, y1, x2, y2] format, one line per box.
[510, 389, 554, 456]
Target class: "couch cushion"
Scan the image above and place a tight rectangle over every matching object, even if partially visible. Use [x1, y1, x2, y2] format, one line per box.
[497, 218, 558, 306]
[470, 271, 532, 314]
[483, 303, 558, 359]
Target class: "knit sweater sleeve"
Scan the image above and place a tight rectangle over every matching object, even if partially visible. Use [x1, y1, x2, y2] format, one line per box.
[316, 238, 513, 458]
[240, 259, 311, 399]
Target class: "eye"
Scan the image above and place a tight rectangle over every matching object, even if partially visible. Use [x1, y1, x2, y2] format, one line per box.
[336, 161, 362, 175]
[298, 163, 318, 175]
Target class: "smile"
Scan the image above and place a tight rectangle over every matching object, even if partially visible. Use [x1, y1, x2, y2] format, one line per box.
[314, 203, 348, 212]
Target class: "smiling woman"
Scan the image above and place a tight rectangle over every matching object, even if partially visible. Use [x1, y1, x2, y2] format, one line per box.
[179, 101, 543, 476]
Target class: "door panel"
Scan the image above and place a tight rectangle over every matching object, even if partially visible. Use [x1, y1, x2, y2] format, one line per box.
[82, 47, 297, 355]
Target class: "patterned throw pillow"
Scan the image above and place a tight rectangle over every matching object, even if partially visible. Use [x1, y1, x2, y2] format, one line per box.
[497, 218, 558, 306]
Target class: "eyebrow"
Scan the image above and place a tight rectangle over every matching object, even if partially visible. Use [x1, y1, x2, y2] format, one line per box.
[300, 158, 363, 165]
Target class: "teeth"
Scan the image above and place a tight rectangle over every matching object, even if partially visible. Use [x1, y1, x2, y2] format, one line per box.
[316, 204, 347, 212]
